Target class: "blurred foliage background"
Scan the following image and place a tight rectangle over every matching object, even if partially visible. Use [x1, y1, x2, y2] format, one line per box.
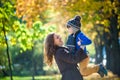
[0, 0, 120, 80]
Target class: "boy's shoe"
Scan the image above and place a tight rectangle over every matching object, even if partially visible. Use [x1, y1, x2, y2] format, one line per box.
[98, 70, 104, 77]
[98, 63, 108, 77]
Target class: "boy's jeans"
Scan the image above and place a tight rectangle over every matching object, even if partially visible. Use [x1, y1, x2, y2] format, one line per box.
[79, 56, 99, 76]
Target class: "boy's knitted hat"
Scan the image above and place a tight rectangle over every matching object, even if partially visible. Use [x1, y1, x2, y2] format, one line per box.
[66, 15, 81, 29]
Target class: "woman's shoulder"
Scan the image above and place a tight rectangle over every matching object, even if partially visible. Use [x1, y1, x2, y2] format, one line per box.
[56, 46, 69, 54]
[56, 46, 68, 51]
[54, 46, 70, 59]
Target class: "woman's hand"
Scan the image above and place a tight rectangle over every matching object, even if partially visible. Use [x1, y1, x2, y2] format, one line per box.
[80, 45, 85, 50]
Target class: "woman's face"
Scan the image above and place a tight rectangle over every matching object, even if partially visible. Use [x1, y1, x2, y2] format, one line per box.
[54, 34, 63, 46]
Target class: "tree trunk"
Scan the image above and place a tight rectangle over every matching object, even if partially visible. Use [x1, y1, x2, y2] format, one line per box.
[109, 12, 120, 76]
[3, 25, 13, 80]
[103, 32, 111, 70]
[104, 10, 120, 76]
[94, 41, 103, 64]
[31, 47, 35, 80]
[94, 25, 104, 64]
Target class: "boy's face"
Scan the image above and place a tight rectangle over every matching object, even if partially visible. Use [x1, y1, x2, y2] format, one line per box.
[67, 26, 73, 34]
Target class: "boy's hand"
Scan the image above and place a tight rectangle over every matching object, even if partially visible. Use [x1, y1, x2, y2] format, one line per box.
[77, 38, 85, 50]
[77, 38, 82, 46]
[77, 41, 81, 46]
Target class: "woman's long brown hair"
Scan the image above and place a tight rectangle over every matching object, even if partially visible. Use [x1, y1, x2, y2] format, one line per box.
[44, 33, 56, 66]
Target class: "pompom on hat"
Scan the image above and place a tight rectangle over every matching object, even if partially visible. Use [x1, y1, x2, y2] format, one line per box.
[66, 15, 81, 29]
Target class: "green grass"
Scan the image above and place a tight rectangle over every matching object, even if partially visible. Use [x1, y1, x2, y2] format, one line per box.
[0, 75, 61, 80]
[1, 73, 120, 80]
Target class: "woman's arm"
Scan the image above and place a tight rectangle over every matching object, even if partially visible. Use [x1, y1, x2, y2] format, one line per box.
[55, 48, 88, 64]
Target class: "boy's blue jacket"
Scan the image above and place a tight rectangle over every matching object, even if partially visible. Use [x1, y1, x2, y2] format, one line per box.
[75, 31, 92, 53]
[66, 30, 92, 54]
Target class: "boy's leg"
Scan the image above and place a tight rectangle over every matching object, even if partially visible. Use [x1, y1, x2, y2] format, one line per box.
[79, 57, 99, 76]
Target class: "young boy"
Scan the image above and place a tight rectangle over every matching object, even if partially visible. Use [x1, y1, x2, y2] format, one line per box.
[66, 15, 108, 77]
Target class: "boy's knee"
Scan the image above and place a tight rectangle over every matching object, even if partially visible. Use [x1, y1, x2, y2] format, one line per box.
[80, 71, 88, 76]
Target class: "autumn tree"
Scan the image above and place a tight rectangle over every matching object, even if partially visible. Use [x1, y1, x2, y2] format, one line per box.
[0, 0, 16, 79]
[11, 21, 56, 79]
[0, 0, 55, 79]
[15, 0, 50, 28]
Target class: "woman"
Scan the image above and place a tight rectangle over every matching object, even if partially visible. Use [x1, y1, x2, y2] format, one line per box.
[44, 33, 88, 80]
